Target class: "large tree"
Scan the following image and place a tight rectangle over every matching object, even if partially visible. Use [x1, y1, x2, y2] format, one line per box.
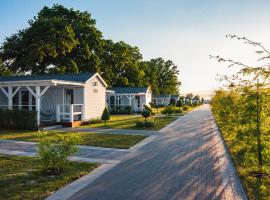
[99, 40, 145, 87]
[141, 58, 181, 94]
[0, 4, 103, 74]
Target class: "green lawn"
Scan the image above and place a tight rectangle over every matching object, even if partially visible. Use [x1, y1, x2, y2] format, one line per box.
[0, 130, 146, 149]
[0, 154, 97, 200]
[82, 114, 180, 131]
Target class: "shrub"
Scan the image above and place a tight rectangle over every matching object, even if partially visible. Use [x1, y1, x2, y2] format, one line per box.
[135, 120, 155, 128]
[38, 132, 81, 174]
[101, 107, 110, 126]
[142, 110, 151, 122]
[162, 106, 174, 117]
[144, 121, 155, 127]
[144, 104, 152, 114]
[0, 109, 37, 130]
[183, 106, 189, 111]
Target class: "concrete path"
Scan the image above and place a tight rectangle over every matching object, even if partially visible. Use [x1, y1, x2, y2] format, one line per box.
[58, 127, 159, 136]
[68, 105, 247, 200]
[0, 140, 129, 164]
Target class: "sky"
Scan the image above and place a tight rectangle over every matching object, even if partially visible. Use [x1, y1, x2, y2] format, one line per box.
[1, 0, 270, 97]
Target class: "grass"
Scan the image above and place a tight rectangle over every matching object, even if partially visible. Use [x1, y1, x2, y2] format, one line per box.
[0, 130, 146, 149]
[0, 154, 97, 200]
[213, 117, 270, 200]
[82, 114, 181, 131]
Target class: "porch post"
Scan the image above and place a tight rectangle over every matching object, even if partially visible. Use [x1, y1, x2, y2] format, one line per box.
[36, 86, 40, 127]
[18, 90, 22, 110]
[69, 104, 74, 122]
[129, 94, 132, 106]
[8, 86, 12, 110]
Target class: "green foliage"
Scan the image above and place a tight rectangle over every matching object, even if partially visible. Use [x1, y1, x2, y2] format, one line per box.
[38, 132, 81, 174]
[136, 120, 155, 128]
[183, 105, 188, 111]
[143, 104, 154, 115]
[0, 5, 181, 94]
[142, 110, 151, 122]
[162, 106, 174, 117]
[141, 58, 181, 94]
[0, 109, 37, 130]
[211, 88, 270, 200]
[101, 107, 110, 126]
[176, 99, 183, 108]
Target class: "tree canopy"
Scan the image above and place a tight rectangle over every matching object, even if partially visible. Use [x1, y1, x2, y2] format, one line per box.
[0, 4, 181, 94]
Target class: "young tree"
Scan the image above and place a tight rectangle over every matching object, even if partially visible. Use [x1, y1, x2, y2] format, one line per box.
[176, 99, 183, 111]
[142, 110, 151, 123]
[101, 107, 110, 126]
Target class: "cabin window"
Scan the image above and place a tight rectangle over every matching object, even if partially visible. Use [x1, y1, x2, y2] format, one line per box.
[92, 81, 98, 86]
[93, 89, 98, 93]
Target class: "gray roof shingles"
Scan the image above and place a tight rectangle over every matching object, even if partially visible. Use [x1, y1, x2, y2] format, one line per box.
[0, 73, 93, 83]
[112, 87, 149, 94]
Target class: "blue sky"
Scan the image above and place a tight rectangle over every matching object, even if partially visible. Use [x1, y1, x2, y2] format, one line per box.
[1, 0, 270, 96]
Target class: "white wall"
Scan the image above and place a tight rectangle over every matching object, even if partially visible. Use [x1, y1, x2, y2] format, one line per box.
[84, 76, 106, 120]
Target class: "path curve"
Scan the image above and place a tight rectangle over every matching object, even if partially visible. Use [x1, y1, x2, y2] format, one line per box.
[69, 105, 247, 200]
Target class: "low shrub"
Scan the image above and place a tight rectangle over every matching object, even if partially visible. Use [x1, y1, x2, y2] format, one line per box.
[135, 121, 155, 128]
[183, 106, 189, 111]
[0, 109, 37, 130]
[162, 106, 174, 116]
[38, 132, 82, 174]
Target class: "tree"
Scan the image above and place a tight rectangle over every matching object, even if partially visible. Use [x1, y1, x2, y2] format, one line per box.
[0, 4, 103, 74]
[142, 110, 151, 123]
[101, 107, 110, 126]
[0, 58, 11, 76]
[141, 58, 181, 94]
[200, 97, 204, 104]
[99, 40, 144, 87]
[176, 99, 183, 111]
[211, 34, 270, 188]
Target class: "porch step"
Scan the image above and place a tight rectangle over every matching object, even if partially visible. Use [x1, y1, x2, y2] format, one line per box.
[41, 125, 63, 131]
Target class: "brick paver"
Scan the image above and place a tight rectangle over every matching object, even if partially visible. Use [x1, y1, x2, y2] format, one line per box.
[69, 105, 247, 200]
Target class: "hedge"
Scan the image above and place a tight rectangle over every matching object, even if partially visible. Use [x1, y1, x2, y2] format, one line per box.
[0, 109, 37, 130]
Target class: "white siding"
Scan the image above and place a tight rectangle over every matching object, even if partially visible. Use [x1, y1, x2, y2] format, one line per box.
[84, 76, 106, 120]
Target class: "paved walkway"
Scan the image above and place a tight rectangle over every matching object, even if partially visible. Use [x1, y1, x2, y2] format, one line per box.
[0, 140, 129, 164]
[68, 105, 247, 200]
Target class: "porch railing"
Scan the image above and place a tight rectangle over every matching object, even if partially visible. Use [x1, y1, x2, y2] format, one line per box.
[56, 104, 84, 123]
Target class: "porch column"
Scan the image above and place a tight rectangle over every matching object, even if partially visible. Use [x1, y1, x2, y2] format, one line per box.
[129, 94, 132, 106]
[36, 86, 40, 126]
[8, 86, 12, 110]
[18, 90, 22, 110]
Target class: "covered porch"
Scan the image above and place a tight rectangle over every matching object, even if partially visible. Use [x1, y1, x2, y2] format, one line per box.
[106, 92, 144, 112]
[0, 80, 85, 127]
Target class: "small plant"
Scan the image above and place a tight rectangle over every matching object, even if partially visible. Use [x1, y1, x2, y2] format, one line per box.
[176, 99, 183, 111]
[183, 106, 188, 111]
[142, 110, 151, 123]
[162, 106, 174, 117]
[101, 107, 110, 126]
[135, 120, 155, 128]
[38, 132, 81, 174]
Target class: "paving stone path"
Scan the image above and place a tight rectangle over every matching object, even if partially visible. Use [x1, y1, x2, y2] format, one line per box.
[69, 105, 247, 200]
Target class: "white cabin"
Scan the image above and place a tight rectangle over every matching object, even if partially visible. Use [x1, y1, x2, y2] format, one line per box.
[0, 73, 107, 127]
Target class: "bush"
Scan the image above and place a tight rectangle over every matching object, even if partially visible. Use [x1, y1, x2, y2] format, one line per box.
[101, 107, 110, 126]
[162, 106, 174, 116]
[135, 120, 155, 128]
[183, 106, 189, 111]
[0, 109, 37, 130]
[142, 110, 151, 122]
[38, 132, 81, 174]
